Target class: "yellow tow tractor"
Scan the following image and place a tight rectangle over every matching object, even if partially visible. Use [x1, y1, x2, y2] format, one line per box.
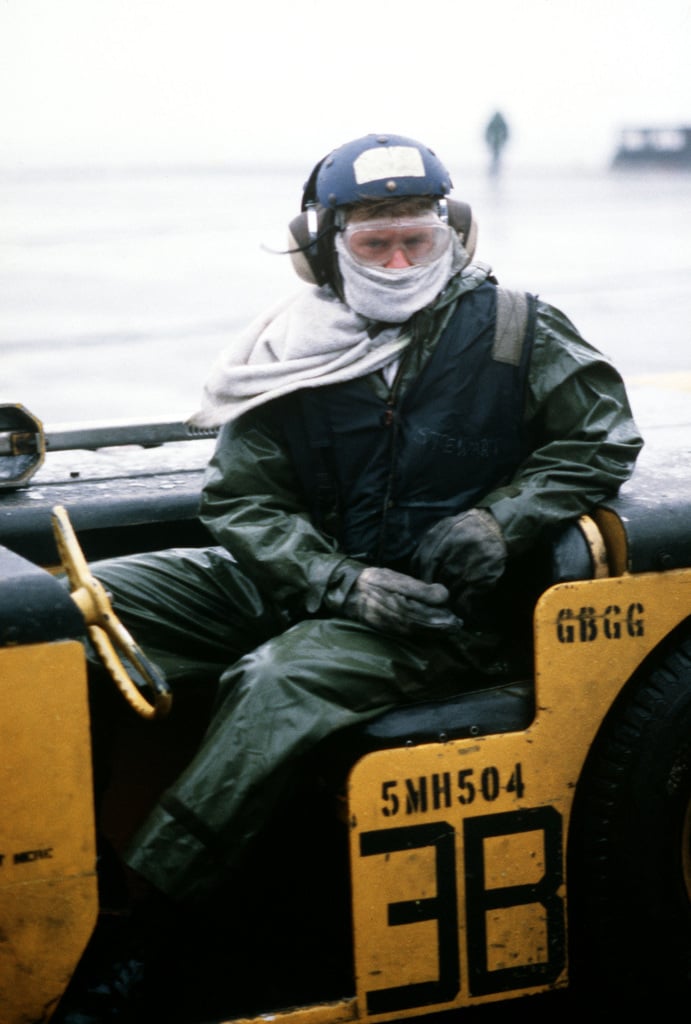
[1, 403, 690, 1022]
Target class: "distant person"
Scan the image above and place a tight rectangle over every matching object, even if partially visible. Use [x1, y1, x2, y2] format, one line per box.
[485, 110, 510, 175]
[56, 131, 643, 1021]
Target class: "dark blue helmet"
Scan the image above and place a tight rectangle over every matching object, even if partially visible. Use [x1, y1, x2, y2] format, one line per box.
[310, 133, 453, 209]
[289, 133, 467, 294]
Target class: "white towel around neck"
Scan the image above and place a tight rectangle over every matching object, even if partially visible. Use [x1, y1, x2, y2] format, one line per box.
[190, 285, 410, 427]
[189, 234, 469, 428]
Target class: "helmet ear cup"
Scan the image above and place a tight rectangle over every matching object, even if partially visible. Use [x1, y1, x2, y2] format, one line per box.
[443, 199, 477, 262]
[286, 153, 334, 285]
[445, 198, 471, 235]
[287, 211, 320, 284]
[286, 207, 337, 287]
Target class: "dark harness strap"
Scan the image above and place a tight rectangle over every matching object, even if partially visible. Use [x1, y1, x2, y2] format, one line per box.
[493, 288, 535, 365]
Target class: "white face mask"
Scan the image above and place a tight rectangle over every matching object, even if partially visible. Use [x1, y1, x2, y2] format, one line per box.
[335, 231, 466, 323]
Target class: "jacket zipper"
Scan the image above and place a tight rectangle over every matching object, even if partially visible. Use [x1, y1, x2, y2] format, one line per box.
[375, 351, 409, 563]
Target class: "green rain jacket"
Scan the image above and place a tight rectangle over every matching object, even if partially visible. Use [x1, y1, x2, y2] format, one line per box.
[200, 265, 644, 626]
[115, 266, 643, 903]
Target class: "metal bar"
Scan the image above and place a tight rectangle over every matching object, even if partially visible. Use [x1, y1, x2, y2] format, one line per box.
[0, 422, 218, 456]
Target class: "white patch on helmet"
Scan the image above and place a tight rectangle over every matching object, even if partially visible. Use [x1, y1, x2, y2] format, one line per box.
[353, 146, 426, 184]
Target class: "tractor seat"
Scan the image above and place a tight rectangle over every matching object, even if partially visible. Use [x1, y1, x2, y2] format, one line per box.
[354, 680, 535, 753]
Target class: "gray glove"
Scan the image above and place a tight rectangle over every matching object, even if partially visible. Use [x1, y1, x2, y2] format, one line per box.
[412, 508, 507, 617]
[343, 567, 463, 637]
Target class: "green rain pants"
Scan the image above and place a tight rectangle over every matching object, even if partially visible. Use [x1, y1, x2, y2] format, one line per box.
[89, 545, 510, 905]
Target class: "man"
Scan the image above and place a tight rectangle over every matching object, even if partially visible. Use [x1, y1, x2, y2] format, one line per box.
[485, 110, 509, 175]
[58, 133, 643, 1018]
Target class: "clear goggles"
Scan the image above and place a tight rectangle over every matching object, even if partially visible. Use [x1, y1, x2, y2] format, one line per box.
[341, 214, 451, 267]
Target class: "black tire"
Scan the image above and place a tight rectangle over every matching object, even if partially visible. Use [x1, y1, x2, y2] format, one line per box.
[568, 627, 691, 1000]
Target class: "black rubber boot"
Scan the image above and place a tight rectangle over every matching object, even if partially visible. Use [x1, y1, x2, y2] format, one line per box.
[53, 872, 179, 1023]
[52, 912, 149, 1023]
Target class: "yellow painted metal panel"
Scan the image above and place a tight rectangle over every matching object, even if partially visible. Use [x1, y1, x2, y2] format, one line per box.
[0, 640, 98, 1023]
[347, 569, 691, 1020]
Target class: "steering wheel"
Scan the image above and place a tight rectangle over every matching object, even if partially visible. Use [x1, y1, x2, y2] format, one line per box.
[52, 504, 172, 720]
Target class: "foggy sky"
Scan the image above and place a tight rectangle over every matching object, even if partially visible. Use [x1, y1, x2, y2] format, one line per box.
[2, 0, 690, 172]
